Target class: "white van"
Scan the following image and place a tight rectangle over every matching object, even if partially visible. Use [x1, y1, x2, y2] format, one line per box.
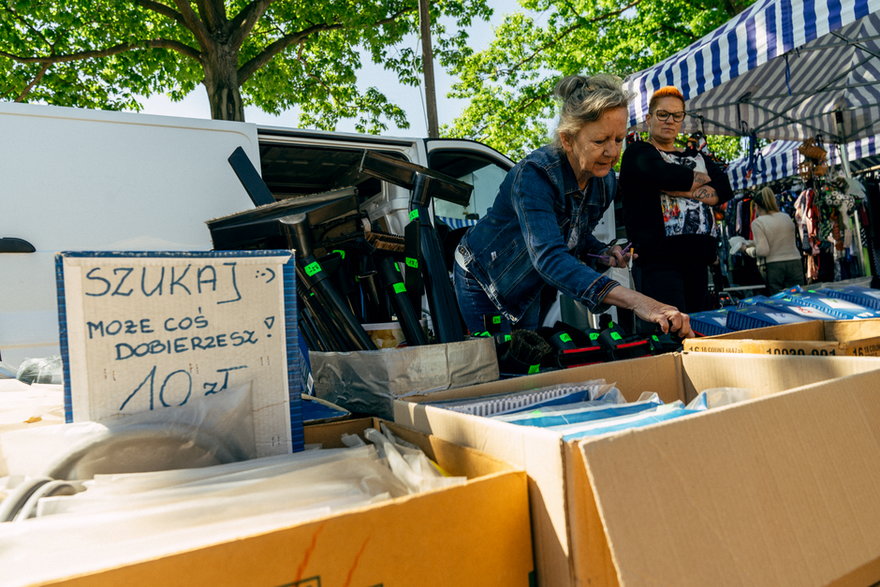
[0, 101, 526, 368]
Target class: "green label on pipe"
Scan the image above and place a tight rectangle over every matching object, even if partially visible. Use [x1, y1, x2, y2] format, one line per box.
[405, 257, 419, 268]
[304, 261, 323, 276]
[528, 364, 540, 374]
[332, 249, 346, 259]
[610, 331, 623, 341]
[559, 333, 572, 343]
[492, 315, 502, 325]
[409, 210, 420, 221]
[393, 282, 407, 294]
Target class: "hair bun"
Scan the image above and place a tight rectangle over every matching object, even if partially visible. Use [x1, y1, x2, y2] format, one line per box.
[553, 75, 589, 101]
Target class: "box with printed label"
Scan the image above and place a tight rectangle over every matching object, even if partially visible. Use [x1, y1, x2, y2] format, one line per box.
[683, 318, 880, 357]
[394, 352, 880, 586]
[35, 418, 534, 587]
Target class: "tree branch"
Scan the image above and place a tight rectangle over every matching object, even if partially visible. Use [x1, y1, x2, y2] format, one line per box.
[494, 0, 643, 78]
[0, 39, 201, 64]
[169, 0, 212, 48]
[238, 22, 342, 83]
[15, 61, 51, 102]
[229, 0, 274, 48]
[2, 3, 52, 46]
[473, 90, 551, 139]
[132, 0, 188, 27]
[238, 9, 412, 84]
[194, 0, 227, 31]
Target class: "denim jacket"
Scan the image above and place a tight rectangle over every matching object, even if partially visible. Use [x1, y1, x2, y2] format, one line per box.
[457, 145, 620, 324]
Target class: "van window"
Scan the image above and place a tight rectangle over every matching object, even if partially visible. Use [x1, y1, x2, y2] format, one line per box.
[428, 151, 509, 228]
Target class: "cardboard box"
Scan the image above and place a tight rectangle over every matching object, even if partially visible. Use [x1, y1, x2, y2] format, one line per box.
[311, 337, 499, 419]
[684, 318, 880, 357]
[37, 418, 534, 587]
[394, 352, 880, 586]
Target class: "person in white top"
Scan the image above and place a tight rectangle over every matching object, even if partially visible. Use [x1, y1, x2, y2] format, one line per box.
[747, 187, 805, 292]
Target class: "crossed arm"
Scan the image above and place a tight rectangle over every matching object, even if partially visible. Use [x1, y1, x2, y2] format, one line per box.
[663, 171, 720, 205]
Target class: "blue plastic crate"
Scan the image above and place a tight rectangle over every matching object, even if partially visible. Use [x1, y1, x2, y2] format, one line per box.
[736, 295, 771, 308]
[815, 285, 880, 311]
[689, 309, 734, 337]
[755, 298, 839, 321]
[771, 291, 880, 319]
[725, 304, 813, 331]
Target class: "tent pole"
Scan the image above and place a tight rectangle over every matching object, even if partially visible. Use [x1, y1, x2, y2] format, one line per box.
[834, 111, 871, 278]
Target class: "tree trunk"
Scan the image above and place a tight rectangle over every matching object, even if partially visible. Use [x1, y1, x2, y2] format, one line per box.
[203, 46, 245, 122]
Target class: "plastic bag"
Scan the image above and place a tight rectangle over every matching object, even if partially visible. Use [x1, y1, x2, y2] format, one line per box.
[0, 384, 256, 479]
[0, 445, 406, 585]
[15, 356, 62, 385]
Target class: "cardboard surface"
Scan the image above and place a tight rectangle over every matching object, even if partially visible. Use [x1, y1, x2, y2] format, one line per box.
[35, 419, 533, 587]
[684, 318, 880, 357]
[394, 352, 880, 586]
[56, 251, 302, 455]
[580, 369, 880, 586]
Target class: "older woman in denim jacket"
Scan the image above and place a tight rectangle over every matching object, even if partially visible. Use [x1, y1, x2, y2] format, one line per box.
[453, 74, 692, 337]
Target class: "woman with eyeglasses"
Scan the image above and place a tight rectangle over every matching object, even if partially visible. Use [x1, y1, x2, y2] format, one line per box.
[453, 76, 693, 338]
[619, 86, 733, 329]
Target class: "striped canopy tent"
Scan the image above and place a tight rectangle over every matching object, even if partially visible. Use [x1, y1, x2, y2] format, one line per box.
[726, 135, 880, 190]
[623, 0, 880, 149]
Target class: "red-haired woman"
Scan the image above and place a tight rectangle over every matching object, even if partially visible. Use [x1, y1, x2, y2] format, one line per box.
[619, 86, 733, 329]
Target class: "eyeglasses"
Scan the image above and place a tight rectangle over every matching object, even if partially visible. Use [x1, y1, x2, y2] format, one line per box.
[653, 110, 687, 122]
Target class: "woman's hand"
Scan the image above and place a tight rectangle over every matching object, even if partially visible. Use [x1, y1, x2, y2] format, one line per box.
[631, 297, 693, 338]
[690, 171, 711, 192]
[601, 244, 637, 268]
[663, 183, 719, 205]
[602, 286, 694, 337]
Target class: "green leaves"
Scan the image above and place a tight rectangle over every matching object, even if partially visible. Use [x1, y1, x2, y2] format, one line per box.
[444, 0, 757, 158]
[0, 0, 491, 129]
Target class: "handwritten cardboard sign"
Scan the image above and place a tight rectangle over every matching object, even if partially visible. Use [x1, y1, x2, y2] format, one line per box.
[56, 250, 302, 455]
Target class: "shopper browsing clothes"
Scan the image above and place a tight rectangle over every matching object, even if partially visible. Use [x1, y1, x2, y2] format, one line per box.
[746, 186, 805, 292]
[453, 74, 693, 338]
[619, 86, 733, 328]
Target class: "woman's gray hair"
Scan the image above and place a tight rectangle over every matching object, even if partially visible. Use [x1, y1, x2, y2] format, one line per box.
[552, 74, 632, 147]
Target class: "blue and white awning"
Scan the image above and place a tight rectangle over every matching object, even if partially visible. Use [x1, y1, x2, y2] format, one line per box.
[726, 135, 880, 190]
[623, 0, 880, 143]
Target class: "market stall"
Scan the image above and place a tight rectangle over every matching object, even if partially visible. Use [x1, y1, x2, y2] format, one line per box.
[622, 0, 880, 290]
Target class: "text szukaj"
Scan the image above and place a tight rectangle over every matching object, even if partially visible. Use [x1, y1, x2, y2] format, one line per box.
[82, 263, 265, 361]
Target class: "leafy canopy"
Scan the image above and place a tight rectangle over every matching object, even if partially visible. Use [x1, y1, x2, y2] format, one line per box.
[0, 0, 491, 131]
[444, 0, 757, 159]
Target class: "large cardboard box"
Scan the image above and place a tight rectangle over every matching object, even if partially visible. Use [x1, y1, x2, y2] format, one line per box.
[394, 352, 880, 586]
[35, 418, 534, 587]
[684, 318, 880, 356]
